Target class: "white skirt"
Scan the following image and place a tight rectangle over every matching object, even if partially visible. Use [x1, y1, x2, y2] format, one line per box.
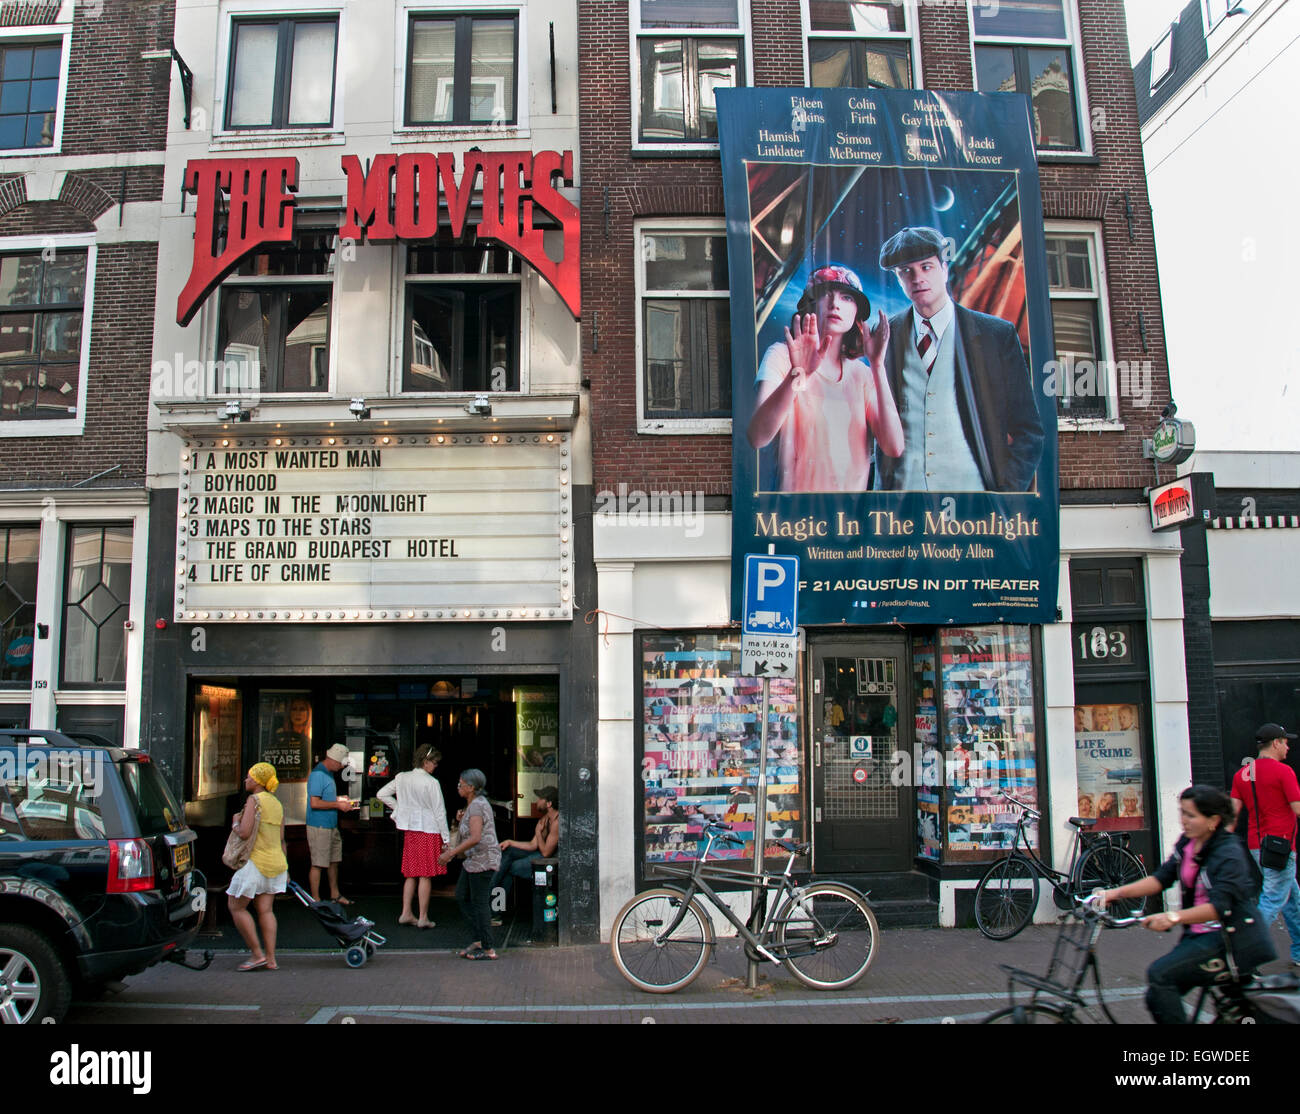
[227, 861, 289, 899]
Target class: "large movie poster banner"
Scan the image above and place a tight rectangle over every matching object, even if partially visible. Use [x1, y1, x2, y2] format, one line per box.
[718, 89, 1059, 626]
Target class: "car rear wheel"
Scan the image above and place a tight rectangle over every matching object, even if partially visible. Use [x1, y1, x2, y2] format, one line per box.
[0, 924, 72, 1024]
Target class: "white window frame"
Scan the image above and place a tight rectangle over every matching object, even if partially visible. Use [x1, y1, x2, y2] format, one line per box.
[394, 1, 529, 141]
[390, 243, 530, 397]
[1044, 222, 1121, 429]
[967, 0, 1093, 157]
[211, 0, 346, 146]
[629, 0, 753, 154]
[1149, 28, 1173, 93]
[203, 225, 339, 400]
[0, 233, 96, 439]
[0, 23, 71, 156]
[800, 0, 922, 91]
[635, 219, 732, 435]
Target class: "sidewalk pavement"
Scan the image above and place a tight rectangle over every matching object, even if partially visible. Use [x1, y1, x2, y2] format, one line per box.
[67, 916, 1300, 1026]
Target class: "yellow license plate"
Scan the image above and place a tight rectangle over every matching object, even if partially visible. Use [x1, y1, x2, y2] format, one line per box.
[173, 843, 192, 874]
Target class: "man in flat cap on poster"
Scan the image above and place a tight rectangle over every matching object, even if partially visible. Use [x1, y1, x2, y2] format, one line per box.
[873, 225, 1043, 492]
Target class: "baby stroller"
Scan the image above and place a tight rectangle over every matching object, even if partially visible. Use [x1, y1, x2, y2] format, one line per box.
[286, 880, 387, 968]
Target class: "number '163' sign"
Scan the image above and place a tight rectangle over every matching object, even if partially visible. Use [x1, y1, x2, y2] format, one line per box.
[1072, 623, 1133, 668]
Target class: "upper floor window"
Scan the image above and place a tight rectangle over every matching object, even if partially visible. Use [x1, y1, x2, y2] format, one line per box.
[215, 230, 334, 395]
[805, 1, 914, 90]
[402, 229, 521, 393]
[0, 39, 62, 150]
[0, 242, 91, 431]
[1148, 28, 1173, 92]
[61, 524, 132, 689]
[633, 0, 747, 147]
[406, 12, 518, 127]
[971, 0, 1084, 152]
[1045, 226, 1113, 422]
[636, 224, 731, 431]
[225, 15, 338, 129]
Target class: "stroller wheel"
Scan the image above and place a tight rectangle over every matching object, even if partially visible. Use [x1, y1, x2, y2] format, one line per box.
[364, 941, 375, 958]
[344, 945, 368, 968]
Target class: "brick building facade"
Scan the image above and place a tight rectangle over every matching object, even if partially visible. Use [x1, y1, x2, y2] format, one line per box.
[583, 0, 1189, 931]
[0, 0, 173, 751]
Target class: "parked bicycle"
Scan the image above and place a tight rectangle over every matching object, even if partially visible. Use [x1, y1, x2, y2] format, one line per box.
[973, 789, 1145, 940]
[610, 821, 878, 993]
[982, 900, 1300, 1024]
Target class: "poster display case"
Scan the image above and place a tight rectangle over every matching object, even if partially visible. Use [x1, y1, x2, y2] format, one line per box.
[192, 684, 242, 801]
[640, 632, 802, 869]
[258, 689, 313, 824]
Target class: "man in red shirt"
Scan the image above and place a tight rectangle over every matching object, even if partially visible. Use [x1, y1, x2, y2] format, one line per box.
[1231, 723, 1300, 965]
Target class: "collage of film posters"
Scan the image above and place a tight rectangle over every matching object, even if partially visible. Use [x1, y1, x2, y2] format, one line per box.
[641, 633, 801, 866]
[913, 637, 941, 863]
[941, 627, 1038, 859]
[1074, 703, 1144, 831]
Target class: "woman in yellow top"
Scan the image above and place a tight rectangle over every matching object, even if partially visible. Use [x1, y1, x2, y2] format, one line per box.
[227, 762, 288, 971]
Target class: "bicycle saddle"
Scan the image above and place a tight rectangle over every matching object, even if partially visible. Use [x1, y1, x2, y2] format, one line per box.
[775, 839, 811, 855]
[1067, 816, 1099, 828]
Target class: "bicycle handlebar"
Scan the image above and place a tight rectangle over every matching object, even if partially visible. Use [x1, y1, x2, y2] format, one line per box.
[999, 789, 1040, 820]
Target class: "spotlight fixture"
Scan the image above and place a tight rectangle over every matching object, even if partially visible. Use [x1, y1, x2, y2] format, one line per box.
[350, 397, 371, 420]
[465, 394, 492, 417]
[220, 399, 251, 422]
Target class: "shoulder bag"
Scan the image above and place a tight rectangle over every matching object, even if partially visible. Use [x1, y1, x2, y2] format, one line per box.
[222, 794, 261, 871]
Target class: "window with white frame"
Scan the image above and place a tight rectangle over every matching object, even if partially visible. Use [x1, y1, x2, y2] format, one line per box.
[637, 224, 731, 428]
[0, 525, 38, 688]
[1044, 227, 1112, 421]
[215, 230, 334, 395]
[0, 236, 94, 435]
[405, 11, 518, 127]
[61, 523, 132, 689]
[0, 36, 65, 150]
[224, 14, 338, 129]
[971, 0, 1085, 152]
[1148, 28, 1173, 93]
[1204, 0, 1237, 30]
[401, 229, 521, 393]
[632, 0, 747, 147]
[805, 1, 914, 90]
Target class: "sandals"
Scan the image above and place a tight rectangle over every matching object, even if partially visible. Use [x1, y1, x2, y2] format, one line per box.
[458, 946, 481, 958]
[237, 959, 267, 972]
[467, 950, 499, 961]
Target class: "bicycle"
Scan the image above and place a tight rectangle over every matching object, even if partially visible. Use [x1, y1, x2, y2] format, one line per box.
[973, 789, 1146, 940]
[609, 821, 878, 993]
[981, 901, 1300, 1024]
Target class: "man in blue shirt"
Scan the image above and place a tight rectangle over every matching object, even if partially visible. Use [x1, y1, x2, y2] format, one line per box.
[307, 743, 355, 903]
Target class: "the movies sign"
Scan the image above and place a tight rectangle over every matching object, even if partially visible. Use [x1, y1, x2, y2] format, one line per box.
[176, 435, 571, 622]
[177, 150, 580, 326]
[717, 89, 1059, 626]
[1148, 476, 1195, 531]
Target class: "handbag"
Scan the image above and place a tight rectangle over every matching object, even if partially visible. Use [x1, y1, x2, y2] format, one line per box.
[222, 795, 261, 871]
[1250, 763, 1294, 871]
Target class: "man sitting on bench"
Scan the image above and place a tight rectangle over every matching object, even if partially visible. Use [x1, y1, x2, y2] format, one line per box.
[491, 786, 559, 921]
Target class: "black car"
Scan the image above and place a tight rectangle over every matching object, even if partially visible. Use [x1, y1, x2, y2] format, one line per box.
[0, 730, 208, 1023]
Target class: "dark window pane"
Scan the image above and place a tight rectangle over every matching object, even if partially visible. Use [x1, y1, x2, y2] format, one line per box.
[218, 288, 271, 386]
[28, 77, 56, 113]
[696, 39, 740, 139]
[974, 45, 1018, 93]
[640, 38, 687, 140]
[809, 40, 854, 86]
[2, 48, 32, 81]
[0, 526, 39, 686]
[809, 1, 906, 33]
[971, 0, 1067, 39]
[231, 231, 334, 277]
[41, 251, 86, 304]
[865, 43, 911, 87]
[1026, 47, 1077, 148]
[1107, 568, 1139, 606]
[1070, 568, 1103, 608]
[640, 0, 739, 28]
[62, 525, 132, 687]
[41, 312, 81, 361]
[0, 81, 28, 114]
[0, 116, 23, 148]
[0, 255, 38, 307]
[643, 298, 730, 419]
[24, 113, 51, 148]
[32, 46, 61, 79]
[403, 283, 519, 393]
[644, 234, 728, 291]
[0, 313, 37, 359]
[7, 761, 106, 840]
[281, 290, 330, 392]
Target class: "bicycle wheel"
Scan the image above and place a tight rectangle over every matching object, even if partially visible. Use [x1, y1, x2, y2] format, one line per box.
[1075, 845, 1147, 916]
[774, 882, 878, 990]
[973, 855, 1039, 940]
[982, 1004, 1075, 1024]
[610, 889, 712, 993]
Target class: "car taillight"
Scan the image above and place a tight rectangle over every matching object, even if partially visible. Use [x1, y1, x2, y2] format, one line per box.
[107, 838, 155, 893]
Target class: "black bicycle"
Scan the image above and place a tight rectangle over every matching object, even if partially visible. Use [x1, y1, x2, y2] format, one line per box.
[982, 901, 1300, 1024]
[610, 821, 878, 993]
[973, 790, 1145, 940]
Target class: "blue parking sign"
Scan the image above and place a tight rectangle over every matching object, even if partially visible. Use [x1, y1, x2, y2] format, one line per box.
[742, 554, 798, 636]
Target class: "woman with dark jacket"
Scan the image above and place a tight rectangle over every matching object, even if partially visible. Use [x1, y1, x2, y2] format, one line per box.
[1099, 784, 1275, 1023]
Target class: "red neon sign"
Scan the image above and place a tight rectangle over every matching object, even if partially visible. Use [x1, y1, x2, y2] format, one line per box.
[177, 150, 580, 327]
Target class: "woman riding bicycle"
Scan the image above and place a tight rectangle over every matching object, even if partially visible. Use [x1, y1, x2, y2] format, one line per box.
[1097, 784, 1274, 1023]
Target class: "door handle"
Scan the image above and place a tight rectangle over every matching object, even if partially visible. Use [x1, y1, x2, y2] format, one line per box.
[814, 740, 821, 767]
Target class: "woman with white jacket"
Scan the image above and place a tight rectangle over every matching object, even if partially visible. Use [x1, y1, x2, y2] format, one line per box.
[377, 744, 450, 928]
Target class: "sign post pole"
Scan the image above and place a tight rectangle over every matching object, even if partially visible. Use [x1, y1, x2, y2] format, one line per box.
[748, 674, 770, 990]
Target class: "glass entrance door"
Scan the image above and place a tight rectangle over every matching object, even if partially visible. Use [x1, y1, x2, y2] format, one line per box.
[811, 635, 911, 873]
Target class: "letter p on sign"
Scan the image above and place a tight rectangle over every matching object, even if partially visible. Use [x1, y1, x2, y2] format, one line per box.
[742, 553, 798, 636]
